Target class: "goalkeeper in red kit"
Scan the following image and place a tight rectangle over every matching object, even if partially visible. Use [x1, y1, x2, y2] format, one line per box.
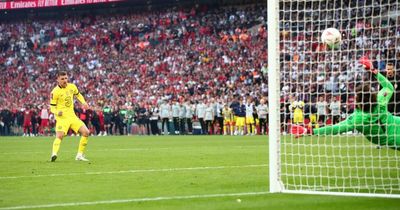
[292, 56, 400, 150]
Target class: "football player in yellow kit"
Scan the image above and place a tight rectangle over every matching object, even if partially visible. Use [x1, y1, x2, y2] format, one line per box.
[49, 71, 90, 162]
[222, 104, 234, 135]
[290, 96, 305, 125]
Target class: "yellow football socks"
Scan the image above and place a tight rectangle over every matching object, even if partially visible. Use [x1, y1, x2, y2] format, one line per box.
[78, 136, 88, 154]
[247, 125, 255, 134]
[223, 125, 227, 135]
[52, 138, 62, 155]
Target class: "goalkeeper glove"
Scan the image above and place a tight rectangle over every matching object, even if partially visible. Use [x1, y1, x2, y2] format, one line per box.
[290, 124, 312, 138]
[359, 56, 378, 75]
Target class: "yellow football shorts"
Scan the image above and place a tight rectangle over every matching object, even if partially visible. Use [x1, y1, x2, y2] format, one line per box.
[236, 117, 245, 127]
[56, 116, 85, 135]
[224, 119, 233, 125]
[245, 116, 255, 124]
[293, 113, 304, 124]
[310, 114, 317, 124]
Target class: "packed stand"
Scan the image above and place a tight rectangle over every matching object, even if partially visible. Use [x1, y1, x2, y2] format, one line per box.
[0, 1, 399, 136]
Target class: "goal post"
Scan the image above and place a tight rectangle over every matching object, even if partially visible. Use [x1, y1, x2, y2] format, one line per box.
[268, 0, 283, 193]
[268, 0, 400, 197]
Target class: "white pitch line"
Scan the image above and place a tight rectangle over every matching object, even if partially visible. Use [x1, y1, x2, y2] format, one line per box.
[0, 164, 268, 180]
[0, 191, 271, 210]
[0, 158, 396, 179]
[289, 183, 400, 191]
[0, 145, 265, 155]
[0, 148, 169, 155]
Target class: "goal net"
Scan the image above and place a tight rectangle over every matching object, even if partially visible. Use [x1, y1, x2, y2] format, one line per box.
[268, 0, 400, 197]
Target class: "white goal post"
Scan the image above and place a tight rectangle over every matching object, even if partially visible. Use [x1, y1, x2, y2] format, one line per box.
[268, 0, 400, 198]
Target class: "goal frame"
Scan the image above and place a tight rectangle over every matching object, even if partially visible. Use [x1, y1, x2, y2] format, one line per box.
[267, 0, 400, 198]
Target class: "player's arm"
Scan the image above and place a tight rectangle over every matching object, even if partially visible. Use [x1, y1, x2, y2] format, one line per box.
[50, 91, 58, 115]
[299, 101, 304, 110]
[74, 85, 87, 104]
[289, 103, 294, 111]
[313, 113, 356, 135]
[72, 84, 88, 108]
[75, 92, 87, 104]
[325, 102, 329, 114]
[359, 56, 395, 106]
[376, 72, 394, 106]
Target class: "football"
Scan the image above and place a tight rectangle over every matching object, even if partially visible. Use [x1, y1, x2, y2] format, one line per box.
[321, 28, 342, 46]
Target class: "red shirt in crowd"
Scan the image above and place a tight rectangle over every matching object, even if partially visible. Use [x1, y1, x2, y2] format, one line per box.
[23, 110, 32, 126]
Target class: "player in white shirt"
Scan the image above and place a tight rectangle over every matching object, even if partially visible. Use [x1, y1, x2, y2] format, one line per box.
[185, 101, 195, 134]
[245, 98, 256, 135]
[214, 99, 224, 135]
[149, 104, 160, 135]
[316, 96, 328, 125]
[160, 100, 172, 135]
[40, 105, 50, 136]
[256, 98, 268, 135]
[178, 102, 186, 134]
[172, 101, 180, 134]
[329, 96, 341, 124]
[204, 101, 215, 134]
[196, 100, 206, 134]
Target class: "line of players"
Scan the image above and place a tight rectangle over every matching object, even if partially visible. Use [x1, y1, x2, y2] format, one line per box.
[13, 96, 269, 136]
[288, 95, 342, 132]
[15, 95, 341, 136]
[158, 97, 269, 135]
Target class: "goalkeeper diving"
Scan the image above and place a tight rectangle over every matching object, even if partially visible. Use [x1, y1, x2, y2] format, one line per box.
[292, 56, 400, 150]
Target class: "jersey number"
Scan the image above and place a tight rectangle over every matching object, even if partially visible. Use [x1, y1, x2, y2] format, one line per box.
[65, 96, 72, 107]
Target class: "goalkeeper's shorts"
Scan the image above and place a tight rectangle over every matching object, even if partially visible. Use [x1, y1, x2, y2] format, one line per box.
[293, 114, 304, 124]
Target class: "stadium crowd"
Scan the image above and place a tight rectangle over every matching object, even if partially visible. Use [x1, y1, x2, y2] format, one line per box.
[0, 1, 399, 136]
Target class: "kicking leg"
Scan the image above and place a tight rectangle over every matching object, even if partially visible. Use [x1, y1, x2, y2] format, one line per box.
[76, 125, 90, 161]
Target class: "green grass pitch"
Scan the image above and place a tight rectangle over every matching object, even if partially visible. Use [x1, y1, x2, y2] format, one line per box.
[0, 135, 399, 210]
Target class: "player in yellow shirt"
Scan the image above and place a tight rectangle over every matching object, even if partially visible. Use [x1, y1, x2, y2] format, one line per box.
[309, 102, 319, 129]
[49, 71, 90, 162]
[245, 98, 256, 135]
[234, 100, 246, 135]
[290, 97, 305, 125]
[222, 104, 234, 135]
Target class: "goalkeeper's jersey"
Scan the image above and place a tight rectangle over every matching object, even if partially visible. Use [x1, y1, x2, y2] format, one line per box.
[222, 108, 233, 121]
[50, 83, 86, 119]
[313, 73, 400, 148]
[291, 101, 304, 115]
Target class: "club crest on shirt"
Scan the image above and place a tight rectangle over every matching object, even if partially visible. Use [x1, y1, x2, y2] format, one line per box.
[58, 126, 62, 129]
